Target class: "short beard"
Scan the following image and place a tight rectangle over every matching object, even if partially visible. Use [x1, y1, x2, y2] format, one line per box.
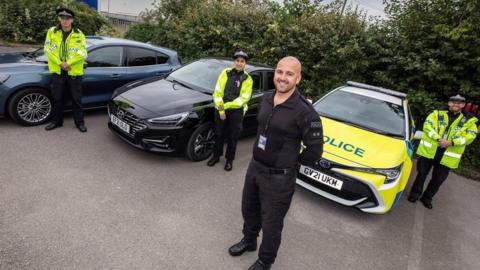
[449, 107, 462, 113]
[276, 85, 295, 94]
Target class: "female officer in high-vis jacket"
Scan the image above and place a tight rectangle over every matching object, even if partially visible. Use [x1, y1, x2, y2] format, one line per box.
[207, 50, 253, 171]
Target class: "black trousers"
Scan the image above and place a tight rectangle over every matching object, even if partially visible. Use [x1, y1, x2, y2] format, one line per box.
[213, 109, 243, 161]
[241, 159, 296, 265]
[409, 156, 450, 203]
[50, 73, 84, 126]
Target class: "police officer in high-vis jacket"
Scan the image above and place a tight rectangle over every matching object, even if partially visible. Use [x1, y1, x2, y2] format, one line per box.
[44, 7, 88, 132]
[408, 94, 478, 209]
[228, 57, 323, 270]
[207, 49, 253, 171]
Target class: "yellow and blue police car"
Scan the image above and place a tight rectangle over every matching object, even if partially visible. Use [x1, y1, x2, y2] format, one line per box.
[297, 81, 415, 214]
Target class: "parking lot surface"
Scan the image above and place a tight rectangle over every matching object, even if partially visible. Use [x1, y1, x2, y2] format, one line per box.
[1, 111, 480, 270]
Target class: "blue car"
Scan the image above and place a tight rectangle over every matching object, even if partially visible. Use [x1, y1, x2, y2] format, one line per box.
[0, 36, 181, 126]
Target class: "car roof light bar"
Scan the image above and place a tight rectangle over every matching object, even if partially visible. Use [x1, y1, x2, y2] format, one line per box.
[346, 81, 407, 98]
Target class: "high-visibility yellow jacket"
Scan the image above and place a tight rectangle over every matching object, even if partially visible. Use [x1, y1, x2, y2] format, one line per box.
[417, 110, 478, 169]
[44, 26, 87, 76]
[212, 68, 253, 114]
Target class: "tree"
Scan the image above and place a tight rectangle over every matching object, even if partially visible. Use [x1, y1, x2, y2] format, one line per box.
[0, 0, 113, 44]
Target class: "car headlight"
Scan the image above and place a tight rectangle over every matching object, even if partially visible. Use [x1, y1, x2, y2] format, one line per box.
[147, 112, 190, 127]
[0, 74, 10, 84]
[375, 164, 402, 184]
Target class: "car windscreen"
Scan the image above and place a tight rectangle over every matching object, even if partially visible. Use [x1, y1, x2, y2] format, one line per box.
[314, 90, 405, 138]
[166, 60, 228, 93]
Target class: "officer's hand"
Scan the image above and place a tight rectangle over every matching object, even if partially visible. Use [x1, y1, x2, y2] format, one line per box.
[437, 139, 446, 148]
[60, 62, 69, 71]
[438, 139, 451, 148]
[220, 113, 226, 121]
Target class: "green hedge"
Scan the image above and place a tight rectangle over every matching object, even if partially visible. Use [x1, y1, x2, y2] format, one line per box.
[126, 0, 479, 174]
[0, 0, 113, 44]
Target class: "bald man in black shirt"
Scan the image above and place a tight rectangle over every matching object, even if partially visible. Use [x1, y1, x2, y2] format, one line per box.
[228, 57, 323, 270]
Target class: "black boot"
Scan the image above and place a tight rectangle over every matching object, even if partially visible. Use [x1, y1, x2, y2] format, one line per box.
[207, 156, 219, 167]
[77, 124, 87, 133]
[224, 160, 233, 171]
[45, 122, 62, 131]
[407, 194, 419, 203]
[248, 259, 271, 270]
[420, 197, 433, 209]
[228, 238, 257, 256]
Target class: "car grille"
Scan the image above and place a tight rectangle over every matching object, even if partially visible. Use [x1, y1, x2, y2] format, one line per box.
[297, 165, 378, 206]
[109, 103, 147, 138]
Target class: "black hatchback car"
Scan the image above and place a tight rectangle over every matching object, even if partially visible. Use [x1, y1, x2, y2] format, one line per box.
[108, 58, 275, 161]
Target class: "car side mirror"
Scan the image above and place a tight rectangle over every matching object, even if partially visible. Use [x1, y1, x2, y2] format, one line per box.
[413, 130, 423, 140]
[83, 62, 88, 69]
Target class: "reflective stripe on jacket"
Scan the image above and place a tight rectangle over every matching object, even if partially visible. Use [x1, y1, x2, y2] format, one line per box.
[417, 110, 478, 169]
[212, 68, 253, 114]
[44, 26, 87, 76]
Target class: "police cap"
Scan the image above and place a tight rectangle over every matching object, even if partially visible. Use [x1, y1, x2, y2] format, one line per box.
[56, 7, 75, 18]
[449, 94, 466, 103]
[233, 50, 248, 61]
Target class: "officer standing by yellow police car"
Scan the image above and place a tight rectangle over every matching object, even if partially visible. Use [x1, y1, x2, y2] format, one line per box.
[408, 94, 478, 209]
[44, 7, 88, 132]
[228, 57, 323, 270]
[207, 49, 253, 171]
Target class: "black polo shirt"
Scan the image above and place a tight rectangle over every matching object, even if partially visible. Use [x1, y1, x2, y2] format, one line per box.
[252, 90, 323, 168]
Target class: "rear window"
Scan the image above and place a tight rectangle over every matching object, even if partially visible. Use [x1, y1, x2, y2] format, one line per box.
[156, 53, 169, 64]
[251, 73, 262, 92]
[266, 71, 275, 91]
[127, 47, 156, 66]
[314, 90, 405, 138]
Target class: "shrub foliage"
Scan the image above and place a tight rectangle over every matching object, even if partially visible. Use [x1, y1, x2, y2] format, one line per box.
[126, 0, 479, 170]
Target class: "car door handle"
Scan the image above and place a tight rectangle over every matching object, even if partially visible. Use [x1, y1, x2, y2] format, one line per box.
[110, 74, 121, 78]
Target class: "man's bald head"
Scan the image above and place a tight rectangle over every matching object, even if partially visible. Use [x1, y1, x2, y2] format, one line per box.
[277, 56, 302, 73]
[274, 56, 302, 94]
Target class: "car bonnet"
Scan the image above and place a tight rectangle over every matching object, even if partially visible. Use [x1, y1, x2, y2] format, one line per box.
[320, 116, 407, 169]
[116, 78, 212, 116]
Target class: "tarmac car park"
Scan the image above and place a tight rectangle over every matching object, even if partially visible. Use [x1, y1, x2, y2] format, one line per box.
[296, 81, 415, 214]
[2, 41, 480, 270]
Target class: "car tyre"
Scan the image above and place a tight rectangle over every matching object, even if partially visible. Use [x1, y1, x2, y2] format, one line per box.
[8, 88, 53, 126]
[186, 122, 215, 161]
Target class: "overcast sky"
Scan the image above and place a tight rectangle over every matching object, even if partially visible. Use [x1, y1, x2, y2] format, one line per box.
[97, 0, 387, 18]
[322, 0, 387, 18]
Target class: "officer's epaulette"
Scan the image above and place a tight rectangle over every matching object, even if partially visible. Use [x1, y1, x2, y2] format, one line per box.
[462, 110, 476, 121]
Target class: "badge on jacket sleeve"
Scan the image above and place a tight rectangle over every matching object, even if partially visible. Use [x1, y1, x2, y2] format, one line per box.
[258, 135, 267, 150]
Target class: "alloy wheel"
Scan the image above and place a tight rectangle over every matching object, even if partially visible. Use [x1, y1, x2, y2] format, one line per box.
[193, 128, 215, 158]
[16, 93, 52, 124]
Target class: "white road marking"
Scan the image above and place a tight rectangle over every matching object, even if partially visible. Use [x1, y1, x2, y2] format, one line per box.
[407, 203, 425, 270]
